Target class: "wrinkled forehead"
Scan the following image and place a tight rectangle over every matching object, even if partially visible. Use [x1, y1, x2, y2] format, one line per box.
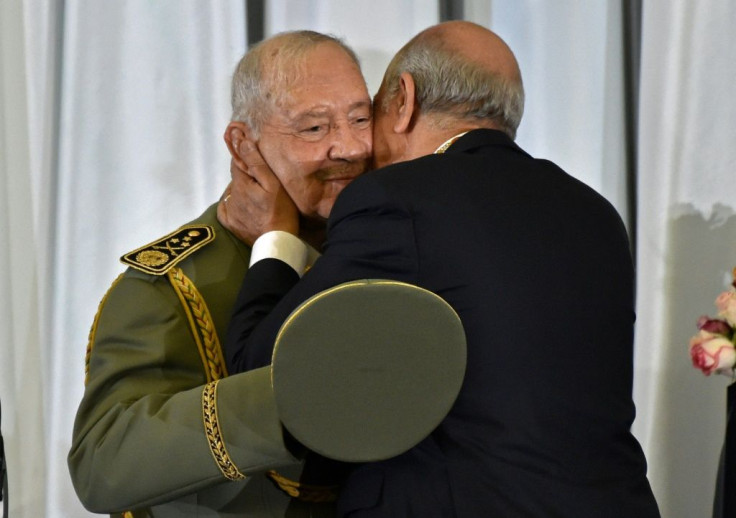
[262, 43, 358, 98]
[264, 45, 370, 120]
[261, 48, 309, 95]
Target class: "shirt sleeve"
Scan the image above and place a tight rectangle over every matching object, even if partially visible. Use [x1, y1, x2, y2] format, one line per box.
[249, 231, 319, 277]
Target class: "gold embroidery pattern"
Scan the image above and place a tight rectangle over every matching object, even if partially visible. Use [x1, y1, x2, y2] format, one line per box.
[120, 225, 215, 275]
[85, 273, 125, 385]
[265, 470, 339, 503]
[168, 267, 228, 382]
[136, 250, 168, 267]
[203, 380, 246, 481]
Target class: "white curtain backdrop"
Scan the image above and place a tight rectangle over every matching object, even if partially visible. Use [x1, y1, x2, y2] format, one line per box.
[2, 1, 246, 516]
[1, 1, 46, 516]
[265, 0, 439, 97]
[635, 1, 736, 517]
[1, 1, 734, 517]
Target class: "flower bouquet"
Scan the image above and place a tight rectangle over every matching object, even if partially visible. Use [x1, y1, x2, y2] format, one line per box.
[690, 267, 736, 376]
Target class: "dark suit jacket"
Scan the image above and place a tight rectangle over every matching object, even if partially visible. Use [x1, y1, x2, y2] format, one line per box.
[713, 382, 736, 518]
[226, 129, 660, 517]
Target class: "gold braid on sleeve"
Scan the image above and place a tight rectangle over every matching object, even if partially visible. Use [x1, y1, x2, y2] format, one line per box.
[168, 267, 228, 382]
[203, 380, 246, 481]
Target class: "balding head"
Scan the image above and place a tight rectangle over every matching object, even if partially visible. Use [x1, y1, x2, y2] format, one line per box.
[377, 21, 524, 139]
[230, 30, 362, 137]
[425, 21, 521, 83]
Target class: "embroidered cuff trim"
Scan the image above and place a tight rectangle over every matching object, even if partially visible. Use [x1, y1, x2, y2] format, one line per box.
[203, 380, 246, 481]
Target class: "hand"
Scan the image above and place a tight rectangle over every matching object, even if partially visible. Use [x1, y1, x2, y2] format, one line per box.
[218, 140, 299, 246]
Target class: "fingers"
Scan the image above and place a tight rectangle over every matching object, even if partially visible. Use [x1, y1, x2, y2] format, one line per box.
[238, 140, 280, 191]
[219, 141, 299, 245]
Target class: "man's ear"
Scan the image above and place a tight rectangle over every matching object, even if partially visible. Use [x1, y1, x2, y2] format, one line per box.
[224, 121, 252, 170]
[394, 72, 417, 134]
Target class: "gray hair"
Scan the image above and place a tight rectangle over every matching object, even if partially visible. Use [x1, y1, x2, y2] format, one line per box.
[230, 30, 361, 136]
[379, 33, 524, 140]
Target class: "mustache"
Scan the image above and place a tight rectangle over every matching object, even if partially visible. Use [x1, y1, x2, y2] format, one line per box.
[316, 160, 370, 181]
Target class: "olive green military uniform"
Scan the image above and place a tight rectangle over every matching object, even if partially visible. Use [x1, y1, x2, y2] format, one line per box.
[68, 204, 336, 517]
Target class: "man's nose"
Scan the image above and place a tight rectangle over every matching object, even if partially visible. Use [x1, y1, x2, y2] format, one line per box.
[328, 124, 371, 162]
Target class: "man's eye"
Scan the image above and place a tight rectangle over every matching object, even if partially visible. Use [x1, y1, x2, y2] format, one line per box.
[297, 125, 328, 140]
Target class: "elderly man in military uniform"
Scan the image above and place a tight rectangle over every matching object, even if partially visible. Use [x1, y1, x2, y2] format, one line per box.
[68, 30, 372, 517]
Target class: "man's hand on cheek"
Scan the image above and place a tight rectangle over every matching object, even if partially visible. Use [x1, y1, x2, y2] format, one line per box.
[218, 140, 299, 246]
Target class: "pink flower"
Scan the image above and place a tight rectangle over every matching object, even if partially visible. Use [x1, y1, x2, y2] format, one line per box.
[716, 290, 736, 327]
[690, 330, 736, 376]
[697, 315, 733, 335]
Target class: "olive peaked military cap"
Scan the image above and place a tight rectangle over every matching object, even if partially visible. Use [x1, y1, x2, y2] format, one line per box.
[272, 279, 467, 462]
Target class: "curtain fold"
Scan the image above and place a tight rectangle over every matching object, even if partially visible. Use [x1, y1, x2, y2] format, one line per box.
[0, 1, 47, 515]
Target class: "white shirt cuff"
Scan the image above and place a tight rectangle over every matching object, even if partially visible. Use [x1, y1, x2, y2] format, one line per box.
[249, 231, 319, 277]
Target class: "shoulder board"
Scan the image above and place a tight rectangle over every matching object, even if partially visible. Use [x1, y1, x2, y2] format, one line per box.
[120, 225, 215, 275]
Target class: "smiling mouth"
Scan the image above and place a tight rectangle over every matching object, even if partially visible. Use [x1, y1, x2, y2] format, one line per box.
[318, 161, 370, 183]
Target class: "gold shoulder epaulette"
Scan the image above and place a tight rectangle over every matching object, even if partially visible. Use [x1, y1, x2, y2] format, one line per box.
[120, 225, 215, 275]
